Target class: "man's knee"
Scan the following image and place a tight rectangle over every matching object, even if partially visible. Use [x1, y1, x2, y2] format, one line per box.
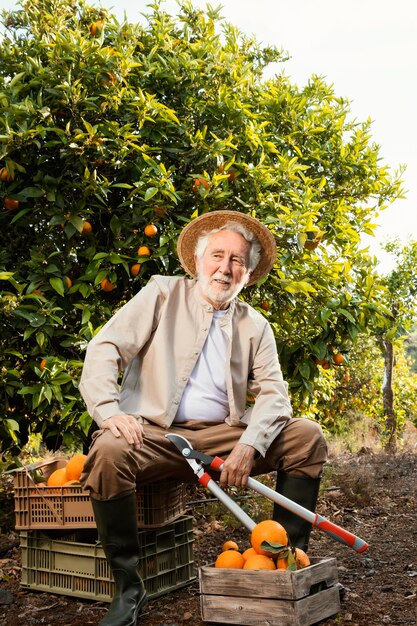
[265, 417, 328, 478]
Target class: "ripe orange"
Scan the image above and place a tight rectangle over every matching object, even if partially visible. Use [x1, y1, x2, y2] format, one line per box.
[321, 360, 330, 370]
[65, 454, 87, 481]
[65, 276, 72, 288]
[131, 263, 141, 277]
[243, 554, 276, 570]
[39, 358, 47, 371]
[0, 167, 14, 182]
[81, 221, 92, 235]
[47, 467, 68, 487]
[242, 547, 258, 561]
[250, 520, 288, 557]
[100, 278, 116, 292]
[137, 245, 151, 257]
[294, 547, 310, 569]
[144, 223, 158, 237]
[275, 555, 289, 570]
[215, 550, 244, 569]
[90, 20, 104, 36]
[222, 540, 239, 552]
[333, 352, 344, 365]
[261, 300, 270, 311]
[3, 197, 19, 210]
[193, 177, 210, 191]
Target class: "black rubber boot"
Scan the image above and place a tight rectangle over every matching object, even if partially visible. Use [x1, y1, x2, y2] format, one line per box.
[272, 472, 321, 552]
[92, 493, 147, 626]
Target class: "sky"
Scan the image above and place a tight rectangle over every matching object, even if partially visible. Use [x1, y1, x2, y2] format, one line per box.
[1, 0, 416, 272]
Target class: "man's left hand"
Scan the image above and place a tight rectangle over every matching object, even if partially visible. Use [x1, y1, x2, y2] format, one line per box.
[219, 443, 256, 488]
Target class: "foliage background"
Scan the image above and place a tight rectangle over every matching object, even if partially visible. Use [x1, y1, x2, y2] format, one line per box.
[0, 0, 413, 457]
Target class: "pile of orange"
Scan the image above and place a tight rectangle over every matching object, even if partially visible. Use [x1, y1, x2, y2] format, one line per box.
[214, 519, 310, 571]
[45, 454, 87, 487]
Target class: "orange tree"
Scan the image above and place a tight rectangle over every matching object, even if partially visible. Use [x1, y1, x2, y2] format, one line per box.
[0, 0, 403, 454]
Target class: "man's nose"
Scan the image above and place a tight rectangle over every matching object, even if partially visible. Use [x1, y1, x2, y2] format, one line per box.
[218, 257, 232, 274]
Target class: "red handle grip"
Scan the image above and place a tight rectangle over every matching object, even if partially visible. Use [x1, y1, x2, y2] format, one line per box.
[314, 514, 368, 553]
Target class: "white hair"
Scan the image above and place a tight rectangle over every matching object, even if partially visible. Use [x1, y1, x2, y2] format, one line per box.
[195, 221, 261, 271]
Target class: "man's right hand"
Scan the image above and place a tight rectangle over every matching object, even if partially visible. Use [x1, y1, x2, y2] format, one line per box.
[101, 414, 144, 450]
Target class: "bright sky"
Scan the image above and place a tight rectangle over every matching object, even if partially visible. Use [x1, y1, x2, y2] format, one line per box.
[1, 0, 416, 272]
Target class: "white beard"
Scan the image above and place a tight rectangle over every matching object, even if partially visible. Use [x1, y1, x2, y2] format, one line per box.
[197, 271, 249, 307]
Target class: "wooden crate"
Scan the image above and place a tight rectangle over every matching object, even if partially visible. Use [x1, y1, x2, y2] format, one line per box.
[199, 557, 341, 626]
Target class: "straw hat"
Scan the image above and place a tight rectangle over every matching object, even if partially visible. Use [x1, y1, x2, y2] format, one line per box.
[177, 210, 277, 286]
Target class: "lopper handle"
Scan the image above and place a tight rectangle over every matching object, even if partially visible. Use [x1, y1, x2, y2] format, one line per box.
[313, 514, 368, 552]
[199, 472, 256, 532]
[245, 476, 368, 553]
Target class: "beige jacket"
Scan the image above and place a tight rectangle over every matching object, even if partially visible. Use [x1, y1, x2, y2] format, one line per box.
[79, 276, 293, 456]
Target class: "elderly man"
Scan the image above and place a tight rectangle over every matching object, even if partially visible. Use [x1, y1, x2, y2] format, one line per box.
[79, 210, 327, 626]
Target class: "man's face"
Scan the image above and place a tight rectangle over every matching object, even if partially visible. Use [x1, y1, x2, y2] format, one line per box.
[195, 230, 251, 309]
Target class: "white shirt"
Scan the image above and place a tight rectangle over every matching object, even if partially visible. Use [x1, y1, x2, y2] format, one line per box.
[174, 309, 229, 422]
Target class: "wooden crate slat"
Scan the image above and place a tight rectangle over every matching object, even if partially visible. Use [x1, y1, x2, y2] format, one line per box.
[199, 557, 338, 601]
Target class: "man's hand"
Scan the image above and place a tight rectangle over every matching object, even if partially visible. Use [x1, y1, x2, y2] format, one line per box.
[102, 414, 144, 450]
[219, 443, 256, 488]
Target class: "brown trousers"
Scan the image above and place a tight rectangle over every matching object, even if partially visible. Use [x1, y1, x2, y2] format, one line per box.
[80, 418, 328, 501]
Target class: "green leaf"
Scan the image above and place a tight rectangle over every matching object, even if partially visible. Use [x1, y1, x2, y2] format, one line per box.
[339, 308, 356, 323]
[49, 277, 65, 296]
[19, 187, 45, 198]
[144, 186, 158, 201]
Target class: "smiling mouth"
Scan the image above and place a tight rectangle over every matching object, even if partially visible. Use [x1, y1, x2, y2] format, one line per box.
[213, 279, 231, 287]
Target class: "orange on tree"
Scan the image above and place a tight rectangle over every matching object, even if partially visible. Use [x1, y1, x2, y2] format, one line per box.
[65, 453, 87, 481]
[144, 223, 158, 237]
[131, 263, 141, 277]
[47, 467, 68, 487]
[193, 177, 210, 191]
[39, 358, 47, 371]
[100, 278, 116, 292]
[243, 554, 276, 570]
[90, 20, 104, 36]
[333, 352, 345, 365]
[65, 276, 72, 288]
[3, 197, 19, 210]
[215, 550, 244, 569]
[81, 220, 93, 235]
[0, 166, 14, 182]
[137, 245, 151, 257]
[222, 540, 239, 552]
[250, 519, 288, 557]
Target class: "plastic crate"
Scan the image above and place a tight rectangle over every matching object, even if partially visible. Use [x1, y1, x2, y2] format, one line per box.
[14, 457, 187, 530]
[20, 516, 196, 602]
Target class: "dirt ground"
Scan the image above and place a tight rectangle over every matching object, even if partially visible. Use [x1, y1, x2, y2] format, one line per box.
[0, 442, 416, 626]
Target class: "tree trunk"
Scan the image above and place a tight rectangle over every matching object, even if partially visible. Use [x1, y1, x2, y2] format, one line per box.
[382, 339, 396, 451]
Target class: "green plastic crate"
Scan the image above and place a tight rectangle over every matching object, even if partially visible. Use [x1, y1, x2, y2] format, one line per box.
[20, 516, 196, 602]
